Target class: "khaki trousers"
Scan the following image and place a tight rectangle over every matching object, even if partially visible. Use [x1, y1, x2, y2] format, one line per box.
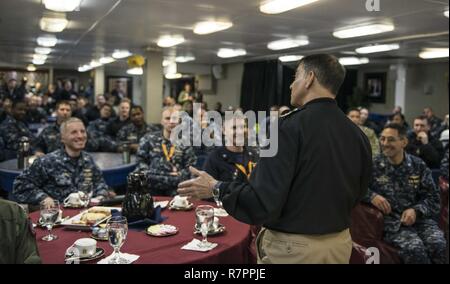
[256, 227, 352, 264]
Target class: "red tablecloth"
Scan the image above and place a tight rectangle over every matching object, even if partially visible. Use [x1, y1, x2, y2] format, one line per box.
[30, 197, 252, 264]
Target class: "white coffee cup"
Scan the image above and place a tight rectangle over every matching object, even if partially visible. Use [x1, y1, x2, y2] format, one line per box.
[64, 192, 83, 206]
[173, 195, 189, 207]
[73, 238, 97, 258]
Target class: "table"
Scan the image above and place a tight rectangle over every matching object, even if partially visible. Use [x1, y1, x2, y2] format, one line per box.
[30, 198, 252, 264]
[0, 152, 137, 193]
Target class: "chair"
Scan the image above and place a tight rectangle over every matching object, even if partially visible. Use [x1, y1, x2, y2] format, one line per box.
[350, 203, 402, 264]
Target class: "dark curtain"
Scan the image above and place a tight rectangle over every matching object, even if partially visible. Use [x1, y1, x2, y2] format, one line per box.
[336, 69, 358, 112]
[240, 61, 357, 112]
[281, 64, 296, 107]
[240, 60, 280, 112]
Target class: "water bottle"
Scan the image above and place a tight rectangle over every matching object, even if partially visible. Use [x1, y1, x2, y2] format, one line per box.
[17, 137, 30, 169]
[122, 142, 130, 164]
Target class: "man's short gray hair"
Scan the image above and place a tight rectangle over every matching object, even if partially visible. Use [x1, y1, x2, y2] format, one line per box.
[60, 117, 84, 135]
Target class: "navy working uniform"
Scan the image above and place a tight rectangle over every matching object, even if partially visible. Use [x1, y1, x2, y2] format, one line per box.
[117, 123, 160, 145]
[0, 115, 36, 157]
[364, 153, 446, 264]
[13, 149, 109, 204]
[36, 123, 99, 154]
[136, 131, 197, 196]
[87, 118, 118, 152]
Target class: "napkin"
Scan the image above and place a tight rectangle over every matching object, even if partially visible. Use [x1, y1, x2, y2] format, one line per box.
[213, 208, 228, 217]
[127, 206, 167, 229]
[97, 253, 140, 264]
[181, 239, 218, 252]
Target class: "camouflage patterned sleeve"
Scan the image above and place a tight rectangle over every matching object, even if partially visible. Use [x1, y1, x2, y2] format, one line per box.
[136, 136, 152, 170]
[88, 157, 109, 198]
[145, 170, 182, 191]
[12, 158, 51, 204]
[441, 148, 449, 180]
[0, 136, 5, 162]
[116, 126, 127, 142]
[0, 123, 19, 151]
[35, 130, 47, 153]
[179, 146, 197, 181]
[412, 164, 441, 218]
[85, 132, 99, 152]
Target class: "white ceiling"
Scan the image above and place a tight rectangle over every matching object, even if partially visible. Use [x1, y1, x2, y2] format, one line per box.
[0, 0, 448, 70]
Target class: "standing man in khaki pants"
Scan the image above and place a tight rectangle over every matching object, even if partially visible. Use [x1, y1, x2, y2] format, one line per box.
[178, 54, 372, 264]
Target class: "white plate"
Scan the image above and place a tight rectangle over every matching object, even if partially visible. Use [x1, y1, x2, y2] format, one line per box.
[61, 206, 121, 230]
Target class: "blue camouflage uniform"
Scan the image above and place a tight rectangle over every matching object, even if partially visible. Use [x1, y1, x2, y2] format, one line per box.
[135, 131, 197, 196]
[12, 149, 109, 204]
[0, 115, 36, 153]
[441, 148, 449, 181]
[116, 123, 160, 144]
[87, 118, 118, 152]
[36, 123, 99, 154]
[364, 153, 446, 264]
[0, 136, 5, 162]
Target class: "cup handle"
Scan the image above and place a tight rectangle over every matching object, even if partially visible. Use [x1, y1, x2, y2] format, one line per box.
[63, 196, 70, 206]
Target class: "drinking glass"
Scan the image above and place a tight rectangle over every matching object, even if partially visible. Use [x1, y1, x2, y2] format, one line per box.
[195, 205, 214, 248]
[107, 216, 128, 264]
[80, 181, 93, 207]
[40, 200, 60, 241]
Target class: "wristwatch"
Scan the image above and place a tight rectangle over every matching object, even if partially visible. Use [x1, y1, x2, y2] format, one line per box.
[212, 181, 222, 203]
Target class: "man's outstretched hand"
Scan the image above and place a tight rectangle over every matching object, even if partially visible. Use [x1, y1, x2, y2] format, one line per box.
[177, 166, 218, 200]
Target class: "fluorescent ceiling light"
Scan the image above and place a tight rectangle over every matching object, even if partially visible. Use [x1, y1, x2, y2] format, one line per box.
[278, 55, 304, 62]
[99, 57, 115, 64]
[78, 65, 91, 72]
[260, 0, 319, 14]
[157, 35, 185, 48]
[112, 50, 131, 59]
[339, 57, 369, 66]
[89, 60, 102, 68]
[355, 43, 400, 54]
[32, 59, 46, 65]
[419, 48, 449, 59]
[127, 67, 144, 75]
[27, 65, 37, 72]
[267, 37, 309, 50]
[37, 35, 58, 47]
[193, 21, 233, 35]
[39, 17, 68, 33]
[333, 23, 394, 39]
[35, 47, 52, 55]
[444, 10, 449, 18]
[165, 73, 183, 79]
[217, 48, 247, 58]
[33, 54, 48, 61]
[43, 0, 81, 12]
[175, 56, 195, 63]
